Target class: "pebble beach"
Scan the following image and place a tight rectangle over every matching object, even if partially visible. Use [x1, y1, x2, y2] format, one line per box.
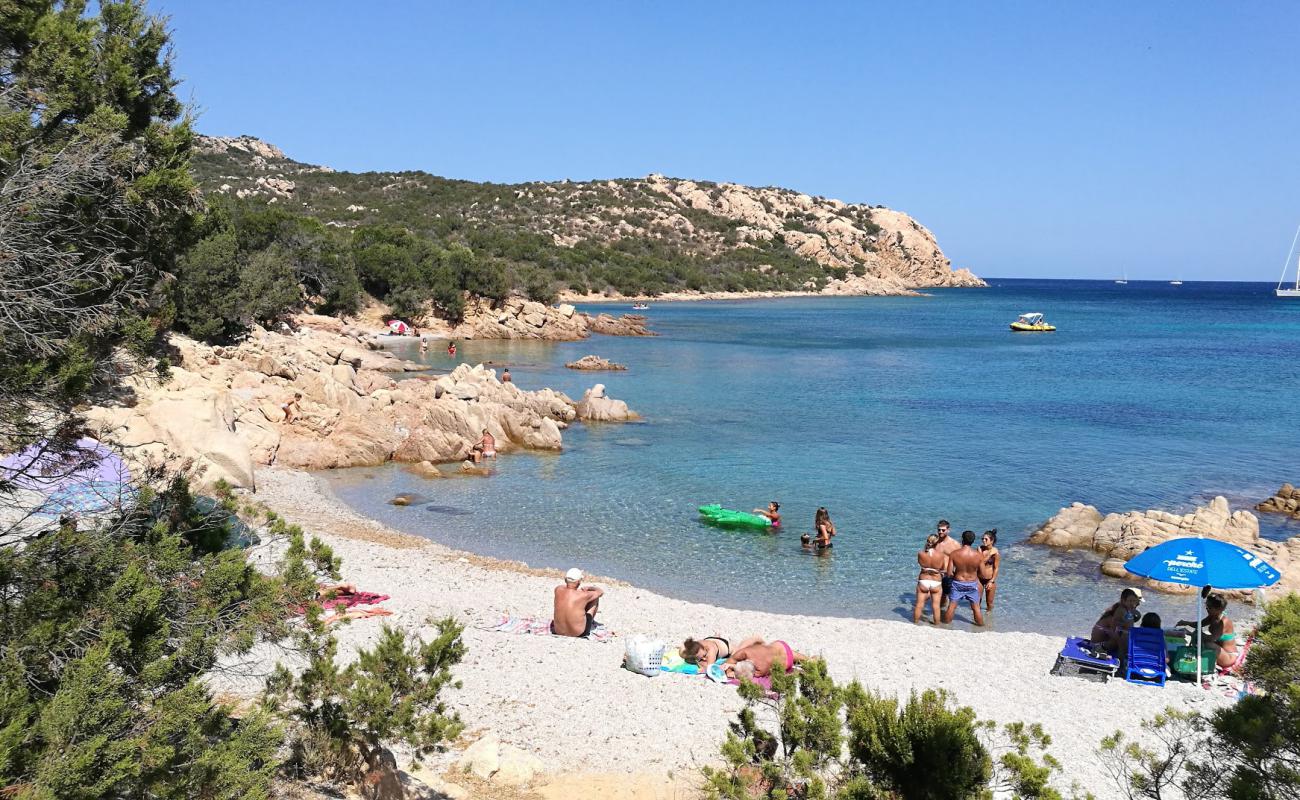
[228, 467, 1234, 799]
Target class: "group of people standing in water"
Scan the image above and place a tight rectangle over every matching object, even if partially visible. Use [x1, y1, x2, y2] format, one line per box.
[914, 519, 1000, 626]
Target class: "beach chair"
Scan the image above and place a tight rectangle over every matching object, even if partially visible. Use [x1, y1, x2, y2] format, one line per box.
[1124, 627, 1167, 687]
[1051, 637, 1119, 682]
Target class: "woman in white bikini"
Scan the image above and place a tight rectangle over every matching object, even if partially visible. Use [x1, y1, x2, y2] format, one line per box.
[913, 534, 949, 624]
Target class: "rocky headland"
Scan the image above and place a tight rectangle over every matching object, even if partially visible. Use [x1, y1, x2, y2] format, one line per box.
[193, 135, 984, 298]
[1029, 497, 1300, 598]
[85, 317, 636, 491]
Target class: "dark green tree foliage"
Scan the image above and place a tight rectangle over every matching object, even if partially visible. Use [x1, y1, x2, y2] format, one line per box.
[0, 478, 287, 798]
[264, 619, 467, 784]
[0, 0, 198, 430]
[1196, 594, 1300, 799]
[703, 663, 1030, 800]
[174, 199, 361, 339]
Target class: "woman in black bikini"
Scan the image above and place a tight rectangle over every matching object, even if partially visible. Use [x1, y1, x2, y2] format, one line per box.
[682, 635, 764, 669]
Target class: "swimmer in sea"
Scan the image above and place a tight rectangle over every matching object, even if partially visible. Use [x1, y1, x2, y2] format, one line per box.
[754, 501, 781, 529]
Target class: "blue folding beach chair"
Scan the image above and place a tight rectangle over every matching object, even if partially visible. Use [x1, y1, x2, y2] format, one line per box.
[1124, 627, 1167, 687]
[1051, 637, 1119, 682]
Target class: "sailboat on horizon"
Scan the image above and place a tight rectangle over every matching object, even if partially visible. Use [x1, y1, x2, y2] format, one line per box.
[1277, 223, 1300, 298]
[1114, 268, 1128, 285]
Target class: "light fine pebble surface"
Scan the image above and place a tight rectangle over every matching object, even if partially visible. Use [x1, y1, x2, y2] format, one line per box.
[230, 467, 1231, 798]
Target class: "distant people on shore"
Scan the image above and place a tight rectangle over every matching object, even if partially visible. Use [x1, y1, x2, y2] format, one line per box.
[931, 520, 959, 608]
[914, 534, 950, 624]
[468, 429, 495, 464]
[552, 567, 603, 638]
[1090, 587, 1143, 655]
[720, 638, 807, 680]
[1179, 592, 1238, 668]
[281, 392, 302, 424]
[943, 531, 986, 626]
[502, 368, 512, 383]
[978, 529, 1000, 611]
[754, 501, 781, 529]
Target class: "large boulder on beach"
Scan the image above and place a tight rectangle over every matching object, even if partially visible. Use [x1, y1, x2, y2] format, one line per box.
[1030, 496, 1299, 600]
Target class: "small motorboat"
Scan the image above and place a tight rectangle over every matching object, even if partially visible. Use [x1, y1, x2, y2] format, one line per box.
[1009, 312, 1056, 332]
[631, 303, 649, 310]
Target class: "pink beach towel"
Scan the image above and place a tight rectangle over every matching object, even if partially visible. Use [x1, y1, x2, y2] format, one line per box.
[321, 590, 389, 611]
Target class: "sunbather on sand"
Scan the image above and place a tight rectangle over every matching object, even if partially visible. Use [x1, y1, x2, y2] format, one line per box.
[552, 567, 603, 637]
[682, 635, 763, 669]
[1178, 593, 1238, 668]
[721, 638, 808, 679]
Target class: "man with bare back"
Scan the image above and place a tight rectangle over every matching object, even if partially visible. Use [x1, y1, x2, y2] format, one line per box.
[552, 567, 603, 637]
[943, 530, 986, 626]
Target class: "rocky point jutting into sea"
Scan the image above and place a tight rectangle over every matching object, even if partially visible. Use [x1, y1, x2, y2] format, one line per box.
[84, 315, 637, 491]
[1030, 496, 1300, 598]
[193, 134, 984, 299]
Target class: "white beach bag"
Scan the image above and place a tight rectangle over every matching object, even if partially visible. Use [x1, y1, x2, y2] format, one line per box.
[623, 635, 666, 677]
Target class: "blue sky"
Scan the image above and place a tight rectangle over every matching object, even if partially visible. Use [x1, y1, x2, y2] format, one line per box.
[157, 1, 1300, 281]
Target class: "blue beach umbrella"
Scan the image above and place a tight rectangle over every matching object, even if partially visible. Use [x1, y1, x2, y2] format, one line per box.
[1124, 537, 1281, 684]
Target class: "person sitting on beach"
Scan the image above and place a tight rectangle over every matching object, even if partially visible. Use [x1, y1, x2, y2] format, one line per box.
[1090, 587, 1143, 655]
[931, 520, 959, 608]
[1178, 593, 1238, 668]
[721, 638, 808, 679]
[978, 529, 1000, 612]
[682, 635, 763, 669]
[914, 534, 950, 624]
[469, 429, 496, 464]
[1140, 612, 1162, 629]
[552, 567, 603, 638]
[281, 392, 302, 424]
[753, 501, 781, 528]
[502, 368, 512, 383]
[942, 531, 986, 626]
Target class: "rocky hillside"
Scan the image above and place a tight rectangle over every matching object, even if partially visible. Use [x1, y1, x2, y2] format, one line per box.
[193, 135, 983, 297]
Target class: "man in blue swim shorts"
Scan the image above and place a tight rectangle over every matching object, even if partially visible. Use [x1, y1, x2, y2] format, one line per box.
[942, 531, 986, 626]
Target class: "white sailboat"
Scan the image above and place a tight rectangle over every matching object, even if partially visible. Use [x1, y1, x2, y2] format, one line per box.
[1115, 268, 1128, 285]
[1170, 277, 1183, 286]
[1278, 223, 1300, 298]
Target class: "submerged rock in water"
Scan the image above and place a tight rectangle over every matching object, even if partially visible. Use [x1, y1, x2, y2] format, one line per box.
[389, 493, 428, 506]
[424, 505, 473, 516]
[566, 354, 627, 371]
[1257, 483, 1300, 519]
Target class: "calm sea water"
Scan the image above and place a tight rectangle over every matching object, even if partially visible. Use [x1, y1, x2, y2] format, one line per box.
[323, 280, 1300, 633]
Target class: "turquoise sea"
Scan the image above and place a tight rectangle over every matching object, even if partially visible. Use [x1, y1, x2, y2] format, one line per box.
[323, 280, 1300, 633]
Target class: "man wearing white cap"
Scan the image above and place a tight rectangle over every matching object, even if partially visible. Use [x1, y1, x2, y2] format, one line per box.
[552, 567, 604, 637]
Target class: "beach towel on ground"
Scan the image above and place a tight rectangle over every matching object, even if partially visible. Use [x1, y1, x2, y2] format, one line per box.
[484, 614, 615, 642]
[320, 590, 389, 610]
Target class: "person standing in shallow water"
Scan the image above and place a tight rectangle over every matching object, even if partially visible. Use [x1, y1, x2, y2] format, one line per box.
[914, 534, 949, 624]
[978, 529, 1000, 611]
[943, 530, 986, 626]
[931, 520, 959, 608]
